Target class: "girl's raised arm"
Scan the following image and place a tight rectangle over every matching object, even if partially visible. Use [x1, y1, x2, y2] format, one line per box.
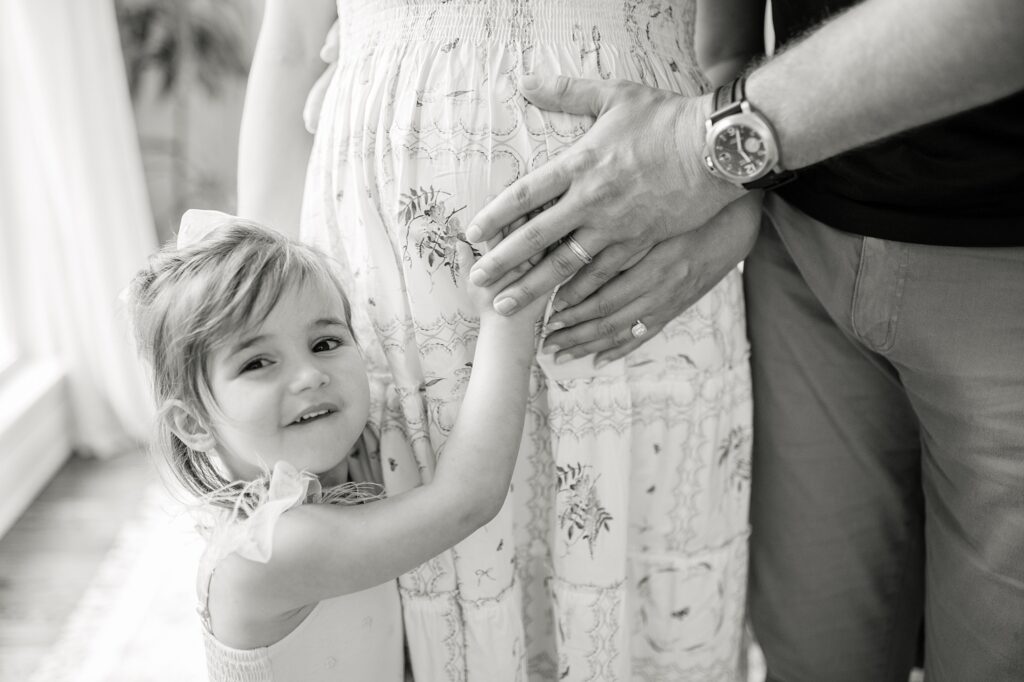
[216, 277, 545, 619]
[237, 0, 337, 238]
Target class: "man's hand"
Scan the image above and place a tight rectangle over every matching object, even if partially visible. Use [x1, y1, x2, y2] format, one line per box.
[464, 75, 744, 315]
[542, 193, 762, 367]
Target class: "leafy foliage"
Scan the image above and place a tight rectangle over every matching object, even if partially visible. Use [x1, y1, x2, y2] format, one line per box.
[556, 463, 614, 558]
[398, 186, 478, 285]
[115, 0, 249, 100]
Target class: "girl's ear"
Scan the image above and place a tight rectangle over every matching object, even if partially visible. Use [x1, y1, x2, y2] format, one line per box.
[162, 399, 216, 452]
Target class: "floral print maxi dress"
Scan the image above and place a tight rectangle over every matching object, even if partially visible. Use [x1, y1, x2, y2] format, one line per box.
[300, 2, 751, 680]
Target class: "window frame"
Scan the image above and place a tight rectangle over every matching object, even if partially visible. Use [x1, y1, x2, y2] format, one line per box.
[0, 192, 24, 383]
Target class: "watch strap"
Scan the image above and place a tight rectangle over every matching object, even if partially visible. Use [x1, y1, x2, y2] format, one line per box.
[713, 77, 744, 112]
[711, 78, 744, 121]
[743, 169, 796, 190]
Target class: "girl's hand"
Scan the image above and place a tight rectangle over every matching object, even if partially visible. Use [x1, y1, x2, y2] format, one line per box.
[468, 209, 551, 325]
[467, 261, 550, 326]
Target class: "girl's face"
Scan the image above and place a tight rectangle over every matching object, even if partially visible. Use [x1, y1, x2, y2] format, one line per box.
[205, 279, 369, 481]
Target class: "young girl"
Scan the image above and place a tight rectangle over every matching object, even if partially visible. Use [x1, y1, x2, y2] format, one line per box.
[127, 212, 547, 681]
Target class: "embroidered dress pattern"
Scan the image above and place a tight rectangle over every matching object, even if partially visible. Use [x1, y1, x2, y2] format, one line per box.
[300, 2, 751, 679]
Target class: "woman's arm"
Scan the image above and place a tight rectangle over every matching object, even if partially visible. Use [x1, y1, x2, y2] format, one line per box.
[696, 0, 767, 87]
[236, 0, 336, 238]
[220, 274, 547, 614]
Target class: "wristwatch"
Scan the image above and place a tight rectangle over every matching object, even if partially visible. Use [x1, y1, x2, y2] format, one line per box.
[702, 77, 795, 190]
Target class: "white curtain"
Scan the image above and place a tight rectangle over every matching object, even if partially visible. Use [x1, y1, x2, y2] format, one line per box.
[0, 0, 156, 456]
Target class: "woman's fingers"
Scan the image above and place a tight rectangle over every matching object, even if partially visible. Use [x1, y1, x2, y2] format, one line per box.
[550, 242, 648, 313]
[545, 237, 673, 335]
[592, 334, 654, 367]
[543, 194, 764, 360]
[544, 308, 666, 364]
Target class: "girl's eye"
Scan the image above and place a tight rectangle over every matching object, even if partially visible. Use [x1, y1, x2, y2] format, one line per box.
[312, 337, 342, 353]
[240, 358, 270, 373]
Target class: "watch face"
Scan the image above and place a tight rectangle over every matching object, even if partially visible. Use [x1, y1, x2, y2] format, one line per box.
[713, 124, 769, 178]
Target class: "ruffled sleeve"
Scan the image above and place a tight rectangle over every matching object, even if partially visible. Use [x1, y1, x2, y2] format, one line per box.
[302, 18, 340, 134]
[200, 461, 319, 572]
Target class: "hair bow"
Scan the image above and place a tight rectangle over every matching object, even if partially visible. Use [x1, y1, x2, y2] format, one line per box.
[176, 209, 239, 249]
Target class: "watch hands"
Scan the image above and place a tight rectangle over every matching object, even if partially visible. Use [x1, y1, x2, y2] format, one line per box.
[733, 128, 752, 163]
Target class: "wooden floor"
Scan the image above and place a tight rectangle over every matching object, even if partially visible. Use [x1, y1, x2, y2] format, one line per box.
[0, 451, 927, 681]
[0, 450, 155, 680]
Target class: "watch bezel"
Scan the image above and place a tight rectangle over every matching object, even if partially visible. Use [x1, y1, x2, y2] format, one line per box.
[704, 108, 781, 186]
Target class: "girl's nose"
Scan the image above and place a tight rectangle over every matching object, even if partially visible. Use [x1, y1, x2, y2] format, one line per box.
[291, 362, 330, 392]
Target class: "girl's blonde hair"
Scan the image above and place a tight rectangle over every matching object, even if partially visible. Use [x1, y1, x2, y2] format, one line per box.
[126, 219, 353, 509]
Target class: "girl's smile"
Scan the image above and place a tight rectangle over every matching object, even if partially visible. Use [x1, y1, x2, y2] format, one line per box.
[288, 404, 338, 425]
[205, 279, 369, 481]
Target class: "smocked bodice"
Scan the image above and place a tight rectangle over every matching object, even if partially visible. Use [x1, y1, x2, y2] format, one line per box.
[334, 0, 699, 65]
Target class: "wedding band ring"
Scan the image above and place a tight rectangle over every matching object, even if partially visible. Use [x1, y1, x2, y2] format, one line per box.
[630, 319, 648, 339]
[564, 234, 593, 265]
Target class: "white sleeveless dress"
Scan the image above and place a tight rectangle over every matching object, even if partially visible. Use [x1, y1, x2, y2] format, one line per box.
[300, 2, 752, 680]
[198, 462, 405, 681]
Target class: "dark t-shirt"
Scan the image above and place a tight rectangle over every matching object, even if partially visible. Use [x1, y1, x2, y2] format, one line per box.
[770, 0, 1024, 246]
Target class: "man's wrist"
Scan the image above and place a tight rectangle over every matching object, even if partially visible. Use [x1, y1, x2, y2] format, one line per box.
[744, 70, 795, 171]
[700, 77, 797, 191]
[677, 93, 747, 201]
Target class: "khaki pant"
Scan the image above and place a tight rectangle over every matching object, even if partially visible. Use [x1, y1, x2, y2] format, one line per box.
[745, 194, 1024, 682]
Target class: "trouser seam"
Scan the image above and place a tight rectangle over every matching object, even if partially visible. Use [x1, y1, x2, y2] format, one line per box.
[878, 504, 923, 681]
[888, 245, 910, 352]
[850, 237, 869, 344]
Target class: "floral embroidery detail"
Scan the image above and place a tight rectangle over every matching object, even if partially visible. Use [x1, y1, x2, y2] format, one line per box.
[719, 425, 752, 497]
[556, 463, 613, 558]
[398, 186, 479, 285]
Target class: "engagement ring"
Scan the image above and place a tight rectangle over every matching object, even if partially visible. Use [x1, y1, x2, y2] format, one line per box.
[630, 320, 648, 339]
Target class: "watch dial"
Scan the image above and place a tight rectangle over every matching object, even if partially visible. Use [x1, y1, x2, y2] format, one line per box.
[713, 124, 768, 178]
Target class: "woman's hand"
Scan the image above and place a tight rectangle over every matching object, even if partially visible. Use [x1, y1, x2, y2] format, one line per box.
[541, 193, 762, 367]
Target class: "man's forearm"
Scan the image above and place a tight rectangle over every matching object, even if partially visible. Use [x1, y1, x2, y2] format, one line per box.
[747, 0, 1024, 170]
